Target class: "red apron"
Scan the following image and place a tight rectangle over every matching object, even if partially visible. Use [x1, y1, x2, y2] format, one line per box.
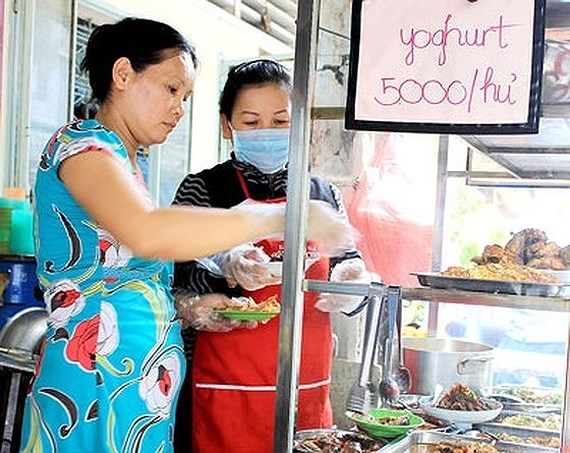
[192, 172, 333, 452]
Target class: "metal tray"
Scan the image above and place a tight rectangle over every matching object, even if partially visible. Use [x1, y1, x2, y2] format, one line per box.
[473, 423, 560, 451]
[412, 272, 570, 298]
[293, 429, 387, 452]
[380, 430, 555, 452]
[488, 385, 563, 406]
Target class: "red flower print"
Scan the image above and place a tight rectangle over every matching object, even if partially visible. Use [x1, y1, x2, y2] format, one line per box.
[66, 315, 100, 371]
[52, 289, 81, 310]
[158, 365, 172, 396]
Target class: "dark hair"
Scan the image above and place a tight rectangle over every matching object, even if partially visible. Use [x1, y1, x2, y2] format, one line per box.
[219, 59, 292, 119]
[81, 17, 197, 103]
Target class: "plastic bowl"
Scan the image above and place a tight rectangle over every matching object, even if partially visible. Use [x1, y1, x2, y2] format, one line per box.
[346, 408, 424, 439]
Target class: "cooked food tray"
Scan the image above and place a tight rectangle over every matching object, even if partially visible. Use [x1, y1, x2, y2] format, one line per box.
[380, 431, 553, 452]
[474, 423, 559, 451]
[496, 402, 561, 413]
[412, 272, 570, 298]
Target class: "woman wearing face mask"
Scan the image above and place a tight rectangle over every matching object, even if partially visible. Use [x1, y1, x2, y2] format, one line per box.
[171, 59, 371, 452]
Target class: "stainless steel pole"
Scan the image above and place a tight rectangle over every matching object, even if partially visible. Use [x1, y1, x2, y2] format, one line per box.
[273, 0, 320, 451]
[562, 326, 570, 450]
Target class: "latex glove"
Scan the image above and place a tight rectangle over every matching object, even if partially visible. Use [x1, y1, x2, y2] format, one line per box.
[315, 258, 372, 313]
[306, 201, 359, 256]
[220, 243, 281, 291]
[174, 291, 257, 331]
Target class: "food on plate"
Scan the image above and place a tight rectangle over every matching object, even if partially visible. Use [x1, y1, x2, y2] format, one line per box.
[441, 228, 570, 280]
[493, 386, 562, 404]
[500, 413, 561, 431]
[221, 296, 280, 313]
[493, 432, 560, 449]
[435, 383, 492, 411]
[293, 430, 383, 452]
[432, 440, 499, 453]
[352, 412, 412, 426]
[442, 244, 559, 283]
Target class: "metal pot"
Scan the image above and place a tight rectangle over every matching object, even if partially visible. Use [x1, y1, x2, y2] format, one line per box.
[402, 337, 493, 395]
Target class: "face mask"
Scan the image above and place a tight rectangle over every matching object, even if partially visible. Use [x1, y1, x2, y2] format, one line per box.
[232, 128, 290, 174]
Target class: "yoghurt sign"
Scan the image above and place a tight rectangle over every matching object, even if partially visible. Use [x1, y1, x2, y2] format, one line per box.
[345, 0, 546, 134]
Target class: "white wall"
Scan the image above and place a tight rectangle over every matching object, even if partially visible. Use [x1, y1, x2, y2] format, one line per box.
[93, 0, 293, 172]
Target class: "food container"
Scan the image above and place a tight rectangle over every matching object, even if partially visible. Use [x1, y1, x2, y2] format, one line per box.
[403, 337, 494, 395]
[293, 429, 386, 452]
[381, 430, 552, 452]
[472, 422, 560, 450]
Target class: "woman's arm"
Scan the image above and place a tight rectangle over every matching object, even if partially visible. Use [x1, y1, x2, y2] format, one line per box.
[59, 150, 351, 262]
[59, 150, 285, 261]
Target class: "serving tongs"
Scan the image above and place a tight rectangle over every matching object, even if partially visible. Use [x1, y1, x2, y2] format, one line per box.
[378, 286, 402, 407]
[345, 295, 382, 414]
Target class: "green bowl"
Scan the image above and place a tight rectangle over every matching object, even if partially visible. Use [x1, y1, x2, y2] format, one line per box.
[347, 408, 424, 439]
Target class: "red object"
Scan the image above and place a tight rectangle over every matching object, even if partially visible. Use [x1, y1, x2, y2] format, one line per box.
[344, 133, 435, 286]
[191, 176, 334, 452]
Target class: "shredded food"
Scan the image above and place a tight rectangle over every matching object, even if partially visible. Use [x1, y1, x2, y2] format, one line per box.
[442, 263, 558, 283]
[226, 296, 280, 313]
[494, 432, 560, 448]
[494, 386, 563, 404]
[433, 441, 499, 453]
[500, 413, 561, 431]
[435, 383, 491, 411]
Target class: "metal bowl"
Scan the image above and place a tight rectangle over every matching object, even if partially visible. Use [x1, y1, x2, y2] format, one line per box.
[0, 306, 47, 354]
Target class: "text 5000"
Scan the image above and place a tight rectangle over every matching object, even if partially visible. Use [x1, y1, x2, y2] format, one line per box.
[374, 67, 517, 113]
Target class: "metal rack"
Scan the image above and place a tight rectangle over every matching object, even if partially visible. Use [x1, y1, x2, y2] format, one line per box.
[273, 0, 570, 451]
[304, 280, 570, 450]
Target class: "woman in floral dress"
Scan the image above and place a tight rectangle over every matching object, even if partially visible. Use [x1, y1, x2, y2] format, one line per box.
[19, 18, 353, 453]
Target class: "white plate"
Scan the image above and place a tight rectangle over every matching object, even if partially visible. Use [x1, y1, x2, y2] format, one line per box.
[264, 259, 318, 278]
[419, 396, 502, 424]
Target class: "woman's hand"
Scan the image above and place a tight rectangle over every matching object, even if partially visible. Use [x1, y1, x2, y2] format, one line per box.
[174, 291, 258, 331]
[221, 244, 281, 290]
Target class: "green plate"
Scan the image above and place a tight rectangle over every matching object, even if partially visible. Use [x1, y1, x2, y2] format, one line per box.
[346, 408, 424, 439]
[213, 309, 279, 321]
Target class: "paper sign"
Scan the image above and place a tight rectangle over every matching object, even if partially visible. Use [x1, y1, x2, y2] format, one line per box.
[345, 0, 546, 134]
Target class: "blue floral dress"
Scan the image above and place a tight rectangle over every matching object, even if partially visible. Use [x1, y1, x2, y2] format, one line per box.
[20, 119, 185, 453]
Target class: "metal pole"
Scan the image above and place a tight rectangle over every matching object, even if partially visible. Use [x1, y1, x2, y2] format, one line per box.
[562, 326, 570, 450]
[273, 0, 320, 451]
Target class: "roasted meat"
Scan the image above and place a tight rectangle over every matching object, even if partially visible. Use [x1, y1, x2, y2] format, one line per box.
[505, 228, 548, 263]
[471, 244, 520, 265]
[504, 228, 567, 269]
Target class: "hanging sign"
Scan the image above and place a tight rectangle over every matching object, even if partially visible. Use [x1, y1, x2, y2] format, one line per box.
[345, 0, 546, 134]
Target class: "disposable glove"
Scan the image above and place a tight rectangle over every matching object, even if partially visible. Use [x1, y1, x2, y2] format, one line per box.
[220, 243, 281, 290]
[315, 258, 372, 314]
[174, 291, 257, 331]
[232, 199, 356, 256]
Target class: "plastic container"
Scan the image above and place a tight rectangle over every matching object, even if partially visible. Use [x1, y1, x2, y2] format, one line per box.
[0, 198, 34, 256]
[10, 209, 34, 256]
